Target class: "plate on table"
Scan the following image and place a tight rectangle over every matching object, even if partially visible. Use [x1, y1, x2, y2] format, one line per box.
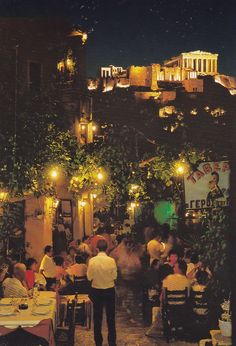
[0, 307, 15, 316]
[32, 307, 50, 315]
[0, 300, 12, 306]
[37, 299, 51, 306]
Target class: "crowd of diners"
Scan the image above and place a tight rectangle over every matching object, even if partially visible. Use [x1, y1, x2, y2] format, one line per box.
[144, 228, 212, 307]
[0, 223, 213, 323]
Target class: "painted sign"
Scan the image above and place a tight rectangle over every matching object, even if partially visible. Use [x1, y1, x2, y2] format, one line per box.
[184, 161, 230, 209]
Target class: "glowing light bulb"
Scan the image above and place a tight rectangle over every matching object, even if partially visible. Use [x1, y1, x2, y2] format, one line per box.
[97, 172, 103, 180]
[131, 184, 139, 190]
[0, 191, 8, 201]
[176, 166, 184, 175]
[80, 201, 86, 207]
[50, 169, 58, 179]
[92, 125, 97, 131]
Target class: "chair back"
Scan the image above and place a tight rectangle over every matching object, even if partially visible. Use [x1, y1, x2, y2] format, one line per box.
[162, 288, 189, 342]
[56, 298, 76, 346]
[191, 289, 208, 315]
[163, 288, 188, 307]
[74, 276, 90, 294]
[74, 299, 86, 326]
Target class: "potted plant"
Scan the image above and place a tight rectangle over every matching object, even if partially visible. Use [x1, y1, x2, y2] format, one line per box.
[219, 299, 232, 337]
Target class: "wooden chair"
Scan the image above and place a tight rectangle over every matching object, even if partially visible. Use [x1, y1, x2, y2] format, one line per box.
[162, 288, 189, 342]
[191, 289, 209, 317]
[74, 276, 90, 294]
[74, 299, 86, 327]
[55, 299, 76, 346]
[189, 289, 210, 341]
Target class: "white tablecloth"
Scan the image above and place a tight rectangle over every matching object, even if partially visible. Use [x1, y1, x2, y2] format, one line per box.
[0, 291, 56, 329]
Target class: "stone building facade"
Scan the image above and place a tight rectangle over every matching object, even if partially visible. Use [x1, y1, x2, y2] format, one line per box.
[0, 18, 93, 260]
[99, 51, 218, 94]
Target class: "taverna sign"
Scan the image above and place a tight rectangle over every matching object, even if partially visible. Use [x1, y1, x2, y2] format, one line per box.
[184, 161, 230, 209]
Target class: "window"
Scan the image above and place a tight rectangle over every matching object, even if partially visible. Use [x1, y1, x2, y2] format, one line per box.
[29, 62, 42, 94]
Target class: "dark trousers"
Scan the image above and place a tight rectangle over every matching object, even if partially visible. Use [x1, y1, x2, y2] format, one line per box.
[45, 277, 56, 291]
[91, 287, 116, 346]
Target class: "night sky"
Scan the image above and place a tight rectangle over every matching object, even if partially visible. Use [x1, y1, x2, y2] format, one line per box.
[1, 0, 235, 77]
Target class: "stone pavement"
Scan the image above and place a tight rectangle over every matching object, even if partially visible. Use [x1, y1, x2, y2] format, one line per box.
[75, 280, 198, 346]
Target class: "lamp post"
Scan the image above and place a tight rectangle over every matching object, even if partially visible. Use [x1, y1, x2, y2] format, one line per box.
[174, 161, 188, 232]
[80, 200, 86, 237]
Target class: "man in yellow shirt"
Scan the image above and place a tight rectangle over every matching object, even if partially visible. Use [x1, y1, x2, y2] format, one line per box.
[163, 260, 190, 294]
[147, 229, 164, 265]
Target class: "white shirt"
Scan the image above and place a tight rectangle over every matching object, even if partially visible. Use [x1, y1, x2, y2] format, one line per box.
[147, 239, 164, 264]
[87, 252, 117, 289]
[3, 278, 28, 298]
[39, 255, 56, 278]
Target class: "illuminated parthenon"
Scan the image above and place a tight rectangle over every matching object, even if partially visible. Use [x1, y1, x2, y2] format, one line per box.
[98, 51, 219, 92]
[164, 50, 218, 77]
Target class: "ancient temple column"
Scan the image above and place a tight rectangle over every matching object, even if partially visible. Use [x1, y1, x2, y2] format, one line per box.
[207, 59, 210, 73]
[215, 59, 218, 73]
[204, 59, 206, 72]
[200, 59, 203, 72]
[212, 59, 215, 73]
[190, 58, 193, 69]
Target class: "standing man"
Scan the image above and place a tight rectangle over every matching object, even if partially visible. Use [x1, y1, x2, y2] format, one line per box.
[87, 239, 117, 346]
[39, 245, 56, 290]
[147, 229, 164, 265]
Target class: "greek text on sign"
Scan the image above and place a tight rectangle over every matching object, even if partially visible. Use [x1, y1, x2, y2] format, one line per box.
[184, 161, 230, 209]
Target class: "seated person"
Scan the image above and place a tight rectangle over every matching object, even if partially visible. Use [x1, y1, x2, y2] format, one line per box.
[166, 249, 179, 269]
[66, 255, 87, 278]
[3, 265, 28, 298]
[77, 237, 92, 258]
[162, 260, 190, 298]
[192, 270, 209, 316]
[54, 256, 68, 286]
[25, 258, 38, 289]
[186, 252, 199, 278]
[66, 247, 77, 266]
[187, 254, 212, 282]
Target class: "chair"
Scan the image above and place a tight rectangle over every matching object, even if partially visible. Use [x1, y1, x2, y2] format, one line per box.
[162, 288, 189, 342]
[74, 300, 86, 327]
[190, 289, 210, 341]
[56, 299, 76, 346]
[191, 289, 209, 317]
[74, 276, 90, 294]
[0, 326, 49, 346]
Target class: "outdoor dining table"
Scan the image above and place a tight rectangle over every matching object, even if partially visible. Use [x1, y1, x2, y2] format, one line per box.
[0, 291, 57, 346]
